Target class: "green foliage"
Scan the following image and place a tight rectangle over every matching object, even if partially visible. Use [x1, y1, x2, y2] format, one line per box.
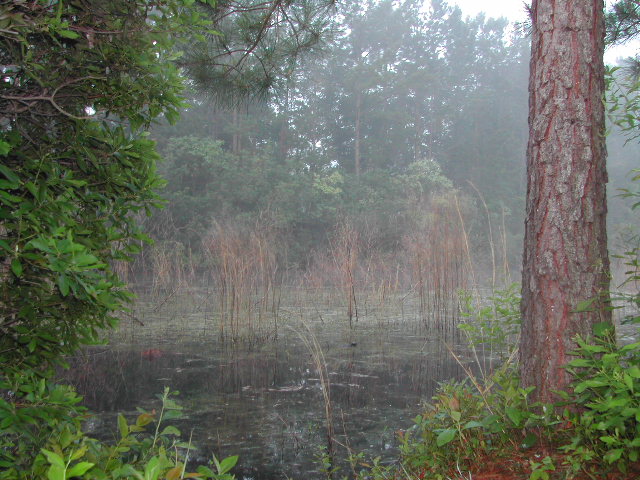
[608, 67, 640, 142]
[561, 325, 640, 472]
[458, 283, 521, 366]
[0, 0, 219, 368]
[0, 370, 86, 477]
[0, 3, 250, 476]
[181, 0, 336, 105]
[0, 374, 238, 480]
[529, 456, 555, 480]
[391, 288, 549, 478]
[146, 0, 530, 270]
[370, 306, 640, 479]
[398, 368, 551, 479]
[606, 0, 640, 46]
[154, 128, 461, 266]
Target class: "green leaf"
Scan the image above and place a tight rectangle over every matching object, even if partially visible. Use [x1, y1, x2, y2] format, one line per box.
[143, 456, 161, 480]
[41, 449, 65, 469]
[136, 412, 154, 427]
[11, 258, 22, 277]
[593, 321, 613, 337]
[481, 414, 501, 428]
[58, 29, 80, 39]
[575, 298, 596, 312]
[67, 462, 95, 477]
[160, 425, 181, 436]
[0, 163, 19, 184]
[463, 420, 483, 429]
[599, 435, 617, 445]
[70, 445, 88, 461]
[118, 413, 129, 439]
[506, 407, 524, 427]
[567, 358, 592, 368]
[217, 455, 238, 474]
[628, 366, 640, 378]
[522, 432, 538, 448]
[46, 465, 65, 480]
[58, 275, 70, 297]
[28, 238, 52, 252]
[0, 140, 11, 155]
[450, 410, 461, 422]
[436, 428, 457, 447]
[0, 239, 10, 253]
[603, 448, 623, 464]
[196, 466, 214, 477]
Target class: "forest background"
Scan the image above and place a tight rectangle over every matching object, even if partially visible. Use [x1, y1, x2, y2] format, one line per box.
[136, 0, 640, 294]
[3, 0, 640, 478]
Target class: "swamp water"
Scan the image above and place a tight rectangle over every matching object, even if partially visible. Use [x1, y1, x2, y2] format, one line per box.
[59, 288, 472, 479]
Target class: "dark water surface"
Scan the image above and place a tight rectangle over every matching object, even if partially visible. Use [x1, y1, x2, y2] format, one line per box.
[60, 290, 467, 479]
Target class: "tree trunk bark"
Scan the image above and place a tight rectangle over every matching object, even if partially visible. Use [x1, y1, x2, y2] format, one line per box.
[520, 0, 611, 403]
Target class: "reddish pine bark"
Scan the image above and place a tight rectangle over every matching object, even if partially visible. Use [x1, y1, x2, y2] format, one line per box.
[519, 0, 611, 402]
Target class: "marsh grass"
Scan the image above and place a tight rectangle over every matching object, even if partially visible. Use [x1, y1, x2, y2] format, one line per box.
[404, 194, 469, 331]
[202, 219, 283, 340]
[330, 218, 360, 326]
[292, 323, 336, 468]
[113, 194, 517, 345]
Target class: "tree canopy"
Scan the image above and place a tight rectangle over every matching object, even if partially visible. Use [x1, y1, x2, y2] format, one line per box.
[0, 0, 334, 370]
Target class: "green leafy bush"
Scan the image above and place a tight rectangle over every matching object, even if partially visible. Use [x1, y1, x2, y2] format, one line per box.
[0, 0, 219, 369]
[458, 283, 521, 372]
[0, 374, 237, 480]
[398, 367, 554, 479]
[562, 323, 640, 472]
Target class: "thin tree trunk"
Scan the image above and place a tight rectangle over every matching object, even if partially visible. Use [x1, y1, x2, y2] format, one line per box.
[279, 83, 290, 159]
[413, 109, 421, 161]
[354, 92, 362, 179]
[232, 107, 239, 154]
[279, 117, 288, 159]
[520, 0, 611, 403]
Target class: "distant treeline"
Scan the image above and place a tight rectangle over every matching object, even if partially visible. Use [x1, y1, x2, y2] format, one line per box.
[134, 0, 640, 285]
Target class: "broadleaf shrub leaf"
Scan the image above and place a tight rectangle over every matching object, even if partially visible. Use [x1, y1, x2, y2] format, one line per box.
[436, 428, 456, 447]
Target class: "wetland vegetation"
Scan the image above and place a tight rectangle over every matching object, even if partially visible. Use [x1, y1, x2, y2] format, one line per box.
[3, 1, 640, 480]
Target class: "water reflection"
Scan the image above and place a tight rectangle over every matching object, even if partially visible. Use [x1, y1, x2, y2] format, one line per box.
[60, 303, 466, 479]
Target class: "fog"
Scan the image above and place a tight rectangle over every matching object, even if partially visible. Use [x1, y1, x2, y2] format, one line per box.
[124, 0, 640, 293]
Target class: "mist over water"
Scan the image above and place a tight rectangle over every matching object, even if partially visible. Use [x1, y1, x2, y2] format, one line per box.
[62, 2, 640, 478]
[60, 288, 471, 479]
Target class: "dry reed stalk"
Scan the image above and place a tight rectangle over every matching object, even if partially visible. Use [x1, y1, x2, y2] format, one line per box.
[454, 194, 478, 300]
[329, 218, 360, 326]
[202, 218, 282, 341]
[468, 181, 496, 291]
[404, 193, 468, 329]
[500, 206, 511, 284]
[112, 259, 130, 285]
[148, 240, 196, 300]
[291, 324, 335, 467]
[361, 251, 404, 311]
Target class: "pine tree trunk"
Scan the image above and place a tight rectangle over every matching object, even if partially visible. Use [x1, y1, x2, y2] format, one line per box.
[519, 0, 611, 403]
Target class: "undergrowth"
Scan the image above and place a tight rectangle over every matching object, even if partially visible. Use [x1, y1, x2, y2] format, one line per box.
[0, 372, 237, 480]
[352, 285, 640, 480]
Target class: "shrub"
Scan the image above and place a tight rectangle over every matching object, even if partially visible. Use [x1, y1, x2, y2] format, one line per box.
[0, 373, 237, 480]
